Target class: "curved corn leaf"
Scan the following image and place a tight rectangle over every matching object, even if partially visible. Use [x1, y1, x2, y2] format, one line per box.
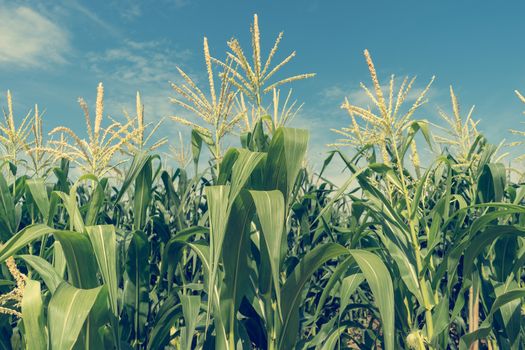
[0, 224, 54, 262]
[463, 225, 525, 281]
[115, 150, 151, 203]
[460, 288, 525, 349]
[19, 254, 62, 294]
[279, 243, 348, 349]
[349, 249, 395, 350]
[147, 295, 182, 350]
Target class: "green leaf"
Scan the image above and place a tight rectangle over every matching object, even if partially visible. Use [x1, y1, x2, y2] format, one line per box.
[19, 255, 62, 294]
[116, 151, 150, 203]
[460, 288, 525, 349]
[349, 250, 395, 350]
[265, 127, 308, 202]
[181, 294, 201, 350]
[26, 178, 50, 221]
[54, 191, 84, 233]
[229, 149, 264, 201]
[21, 279, 47, 350]
[217, 148, 239, 185]
[205, 186, 229, 273]
[85, 180, 106, 226]
[249, 190, 285, 315]
[66, 174, 101, 232]
[53, 241, 67, 279]
[340, 273, 364, 314]
[147, 295, 182, 350]
[125, 230, 149, 285]
[86, 225, 118, 315]
[133, 157, 153, 230]
[161, 226, 208, 291]
[477, 163, 506, 202]
[279, 243, 348, 349]
[463, 225, 525, 280]
[311, 257, 357, 323]
[221, 191, 255, 341]
[0, 224, 54, 262]
[191, 128, 204, 172]
[0, 172, 17, 237]
[53, 230, 99, 289]
[48, 282, 102, 350]
[124, 230, 149, 342]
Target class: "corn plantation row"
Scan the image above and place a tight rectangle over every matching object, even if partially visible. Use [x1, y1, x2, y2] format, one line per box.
[0, 14, 524, 350]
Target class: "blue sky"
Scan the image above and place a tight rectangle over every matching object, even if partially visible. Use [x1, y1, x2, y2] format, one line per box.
[2, 0, 525, 175]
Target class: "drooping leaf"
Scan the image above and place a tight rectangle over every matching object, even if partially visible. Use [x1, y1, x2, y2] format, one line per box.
[349, 249, 395, 350]
[19, 254, 62, 294]
[0, 224, 54, 262]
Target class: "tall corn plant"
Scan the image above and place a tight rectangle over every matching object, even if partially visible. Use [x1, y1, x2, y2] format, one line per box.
[160, 124, 396, 349]
[328, 50, 525, 349]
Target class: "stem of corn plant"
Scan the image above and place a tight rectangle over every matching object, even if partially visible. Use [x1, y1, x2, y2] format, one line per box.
[467, 168, 479, 350]
[215, 128, 221, 175]
[468, 283, 479, 350]
[391, 137, 434, 340]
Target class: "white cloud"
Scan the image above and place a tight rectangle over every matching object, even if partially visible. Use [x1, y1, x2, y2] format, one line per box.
[120, 3, 142, 20]
[0, 5, 69, 68]
[85, 39, 197, 149]
[87, 40, 191, 87]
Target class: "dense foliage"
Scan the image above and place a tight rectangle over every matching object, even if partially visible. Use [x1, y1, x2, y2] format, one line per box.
[0, 14, 524, 350]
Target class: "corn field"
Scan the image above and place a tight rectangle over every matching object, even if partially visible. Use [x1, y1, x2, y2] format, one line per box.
[0, 14, 524, 350]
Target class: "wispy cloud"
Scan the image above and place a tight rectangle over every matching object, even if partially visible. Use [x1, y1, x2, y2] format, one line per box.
[0, 4, 70, 68]
[66, 0, 121, 38]
[85, 39, 196, 147]
[87, 40, 191, 87]
[120, 3, 142, 20]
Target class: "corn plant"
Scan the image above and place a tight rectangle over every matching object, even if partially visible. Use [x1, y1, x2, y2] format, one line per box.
[326, 50, 525, 349]
[0, 12, 522, 350]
